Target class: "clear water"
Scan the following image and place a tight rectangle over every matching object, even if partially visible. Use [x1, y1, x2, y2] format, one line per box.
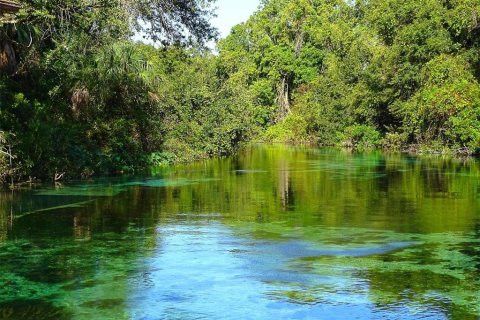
[0, 145, 479, 319]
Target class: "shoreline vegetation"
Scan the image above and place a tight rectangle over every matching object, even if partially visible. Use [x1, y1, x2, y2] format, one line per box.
[1, 0, 480, 185]
[3, 142, 478, 189]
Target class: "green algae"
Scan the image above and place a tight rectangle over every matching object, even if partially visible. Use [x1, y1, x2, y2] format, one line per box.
[229, 220, 480, 316]
[0, 300, 71, 320]
[0, 227, 154, 320]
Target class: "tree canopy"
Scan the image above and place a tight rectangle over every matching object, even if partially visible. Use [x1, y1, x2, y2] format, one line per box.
[218, 0, 480, 151]
[1, 0, 480, 183]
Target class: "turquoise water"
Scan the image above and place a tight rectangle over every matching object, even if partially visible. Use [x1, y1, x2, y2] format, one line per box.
[0, 146, 479, 319]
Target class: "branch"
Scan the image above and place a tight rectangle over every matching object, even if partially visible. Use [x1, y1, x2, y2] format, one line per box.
[54, 172, 65, 181]
[0, 149, 15, 159]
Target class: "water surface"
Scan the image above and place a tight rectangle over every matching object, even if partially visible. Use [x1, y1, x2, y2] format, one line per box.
[0, 145, 479, 319]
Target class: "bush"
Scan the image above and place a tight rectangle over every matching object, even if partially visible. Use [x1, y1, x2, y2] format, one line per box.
[401, 55, 480, 150]
[147, 151, 177, 166]
[262, 114, 309, 143]
[381, 132, 408, 150]
[340, 125, 381, 149]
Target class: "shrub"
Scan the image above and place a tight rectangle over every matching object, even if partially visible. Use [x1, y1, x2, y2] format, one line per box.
[262, 114, 309, 143]
[147, 151, 177, 166]
[401, 55, 480, 151]
[340, 125, 381, 149]
[381, 132, 408, 150]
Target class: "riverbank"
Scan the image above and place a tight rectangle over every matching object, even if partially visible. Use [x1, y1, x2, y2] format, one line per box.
[3, 140, 478, 189]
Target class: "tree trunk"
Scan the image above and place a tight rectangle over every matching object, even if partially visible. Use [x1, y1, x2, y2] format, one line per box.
[0, 40, 17, 74]
[277, 74, 291, 121]
[294, 31, 304, 56]
[276, 31, 303, 122]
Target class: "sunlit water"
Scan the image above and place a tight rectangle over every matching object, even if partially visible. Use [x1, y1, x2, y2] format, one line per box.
[0, 145, 479, 319]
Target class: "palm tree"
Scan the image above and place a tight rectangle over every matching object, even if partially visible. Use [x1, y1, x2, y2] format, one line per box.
[0, 1, 21, 73]
[0, 1, 21, 16]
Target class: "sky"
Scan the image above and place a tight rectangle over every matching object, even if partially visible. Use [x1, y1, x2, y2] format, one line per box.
[211, 0, 260, 39]
[133, 1, 260, 47]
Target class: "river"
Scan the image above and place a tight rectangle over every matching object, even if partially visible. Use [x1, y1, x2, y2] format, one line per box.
[0, 145, 479, 319]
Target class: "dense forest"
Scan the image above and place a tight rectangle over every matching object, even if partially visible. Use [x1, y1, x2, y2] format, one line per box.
[1, 0, 480, 183]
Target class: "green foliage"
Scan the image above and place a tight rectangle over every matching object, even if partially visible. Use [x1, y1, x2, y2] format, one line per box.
[218, 0, 480, 154]
[147, 152, 177, 167]
[381, 132, 408, 150]
[0, 131, 12, 183]
[340, 125, 382, 150]
[0, 0, 246, 182]
[400, 55, 480, 151]
[262, 114, 309, 143]
[2, 0, 480, 182]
